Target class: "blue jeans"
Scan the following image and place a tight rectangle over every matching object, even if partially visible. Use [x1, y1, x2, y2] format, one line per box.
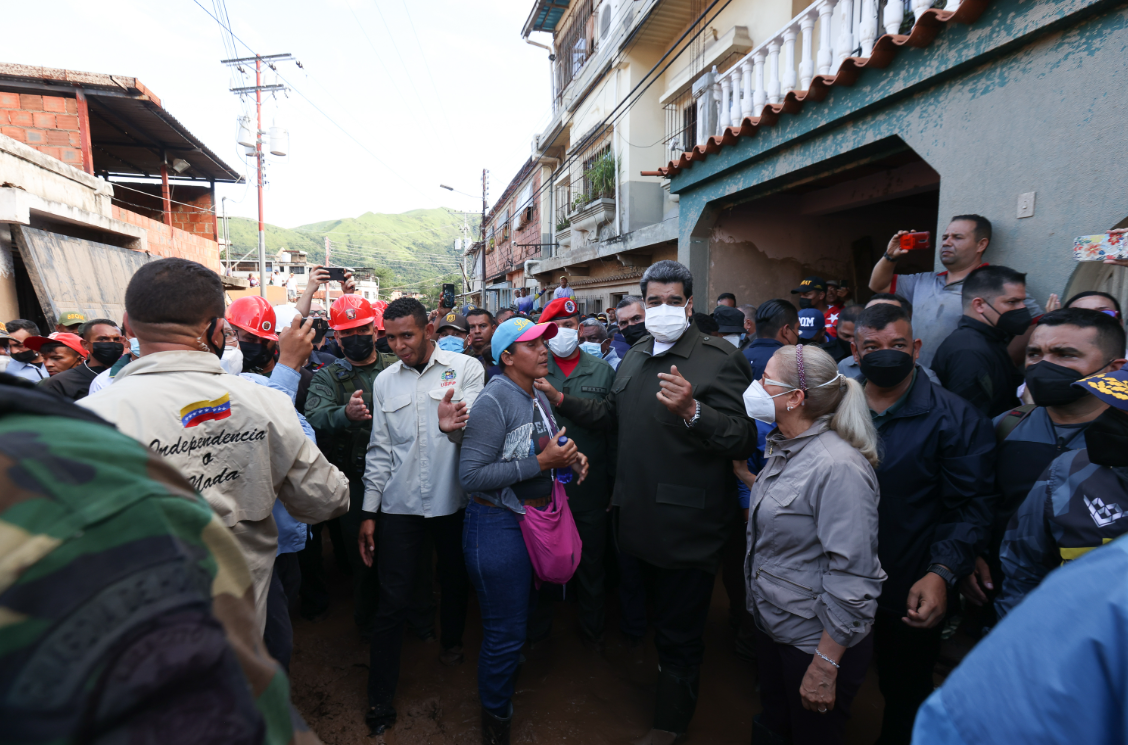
[463, 500, 535, 715]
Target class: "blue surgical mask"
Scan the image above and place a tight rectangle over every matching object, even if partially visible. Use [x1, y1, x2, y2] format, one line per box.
[437, 336, 465, 353]
[579, 342, 603, 357]
[129, 337, 141, 357]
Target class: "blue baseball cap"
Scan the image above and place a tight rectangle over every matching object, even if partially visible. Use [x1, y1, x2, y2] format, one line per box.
[797, 308, 825, 340]
[1073, 369, 1128, 411]
[491, 317, 558, 365]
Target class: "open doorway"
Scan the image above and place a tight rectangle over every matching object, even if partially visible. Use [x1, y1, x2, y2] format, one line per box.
[708, 144, 940, 307]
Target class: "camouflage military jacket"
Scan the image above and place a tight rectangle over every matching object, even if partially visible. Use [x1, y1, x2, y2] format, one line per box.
[0, 378, 320, 745]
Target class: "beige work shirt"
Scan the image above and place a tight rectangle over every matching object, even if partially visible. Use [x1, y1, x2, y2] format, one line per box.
[81, 350, 350, 631]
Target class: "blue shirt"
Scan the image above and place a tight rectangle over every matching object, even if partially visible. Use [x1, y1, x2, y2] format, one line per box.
[742, 338, 783, 382]
[516, 296, 535, 314]
[242, 364, 314, 555]
[913, 535, 1128, 745]
[7, 358, 47, 383]
[735, 420, 773, 509]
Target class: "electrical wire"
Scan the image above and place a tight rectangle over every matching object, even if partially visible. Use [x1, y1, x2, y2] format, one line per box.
[188, 0, 442, 208]
[398, 0, 446, 121]
[110, 181, 217, 212]
[366, 0, 445, 124]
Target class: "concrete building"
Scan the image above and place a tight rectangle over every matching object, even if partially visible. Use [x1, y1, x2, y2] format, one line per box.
[485, 0, 1126, 317]
[0, 63, 241, 327]
[644, 0, 1128, 312]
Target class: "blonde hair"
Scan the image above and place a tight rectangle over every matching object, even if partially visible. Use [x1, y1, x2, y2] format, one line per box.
[773, 345, 880, 467]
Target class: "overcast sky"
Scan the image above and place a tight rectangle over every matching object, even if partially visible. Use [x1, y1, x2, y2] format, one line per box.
[3, 0, 552, 227]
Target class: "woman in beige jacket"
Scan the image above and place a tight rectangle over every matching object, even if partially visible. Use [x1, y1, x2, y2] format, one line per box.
[743, 344, 885, 745]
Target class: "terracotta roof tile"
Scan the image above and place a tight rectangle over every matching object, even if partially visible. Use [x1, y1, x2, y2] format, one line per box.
[642, 0, 990, 180]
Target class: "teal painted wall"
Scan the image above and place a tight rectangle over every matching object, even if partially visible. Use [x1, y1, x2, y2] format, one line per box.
[671, 0, 1128, 305]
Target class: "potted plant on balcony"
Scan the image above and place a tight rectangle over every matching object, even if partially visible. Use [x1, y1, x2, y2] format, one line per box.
[556, 215, 572, 250]
[569, 152, 619, 241]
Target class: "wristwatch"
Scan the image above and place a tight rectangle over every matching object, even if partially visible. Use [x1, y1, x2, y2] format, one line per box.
[927, 563, 957, 588]
[684, 399, 702, 428]
[883, 252, 898, 263]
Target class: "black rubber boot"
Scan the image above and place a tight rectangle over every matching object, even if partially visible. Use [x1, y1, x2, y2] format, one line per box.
[750, 714, 788, 744]
[650, 663, 700, 737]
[481, 704, 512, 745]
[365, 704, 396, 736]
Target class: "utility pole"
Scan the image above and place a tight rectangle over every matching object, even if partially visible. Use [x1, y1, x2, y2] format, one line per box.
[223, 52, 293, 297]
[481, 168, 488, 307]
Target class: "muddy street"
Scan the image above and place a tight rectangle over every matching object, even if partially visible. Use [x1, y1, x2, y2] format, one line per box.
[289, 544, 896, 745]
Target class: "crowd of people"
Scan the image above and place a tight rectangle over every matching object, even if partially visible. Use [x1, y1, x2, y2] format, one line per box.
[2, 212, 1127, 745]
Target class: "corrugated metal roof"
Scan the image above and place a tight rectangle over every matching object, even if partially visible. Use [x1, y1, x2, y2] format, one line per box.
[642, 0, 989, 180]
[523, 0, 571, 37]
[0, 62, 241, 183]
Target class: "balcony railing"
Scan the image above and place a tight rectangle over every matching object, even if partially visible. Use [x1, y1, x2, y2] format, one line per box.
[689, 0, 952, 149]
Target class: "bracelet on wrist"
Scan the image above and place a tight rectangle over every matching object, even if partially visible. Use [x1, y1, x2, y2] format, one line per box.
[815, 649, 840, 669]
[883, 252, 898, 263]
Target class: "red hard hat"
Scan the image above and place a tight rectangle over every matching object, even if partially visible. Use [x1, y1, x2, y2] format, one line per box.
[226, 295, 279, 341]
[330, 294, 377, 331]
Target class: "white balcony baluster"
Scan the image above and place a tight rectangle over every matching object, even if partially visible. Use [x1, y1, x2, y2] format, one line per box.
[713, 77, 724, 135]
[719, 74, 733, 129]
[730, 70, 743, 126]
[799, 12, 816, 90]
[835, 0, 855, 67]
[752, 52, 767, 115]
[817, 1, 836, 75]
[741, 59, 755, 120]
[912, 0, 933, 22]
[859, 0, 878, 56]
[883, 0, 905, 35]
[781, 27, 798, 93]
[767, 41, 781, 105]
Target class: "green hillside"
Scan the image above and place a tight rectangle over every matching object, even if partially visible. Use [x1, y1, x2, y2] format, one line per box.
[224, 208, 476, 303]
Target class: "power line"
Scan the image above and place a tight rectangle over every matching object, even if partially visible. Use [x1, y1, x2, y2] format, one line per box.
[188, 0, 441, 208]
[399, 0, 446, 121]
[366, 0, 444, 124]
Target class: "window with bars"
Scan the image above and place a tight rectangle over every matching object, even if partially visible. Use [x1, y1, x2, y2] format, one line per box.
[553, 0, 595, 110]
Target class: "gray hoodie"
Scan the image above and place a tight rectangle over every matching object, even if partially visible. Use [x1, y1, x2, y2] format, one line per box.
[459, 373, 556, 513]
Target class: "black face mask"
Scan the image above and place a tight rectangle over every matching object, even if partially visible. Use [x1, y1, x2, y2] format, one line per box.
[621, 323, 647, 346]
[798, 298, 814, 310]
[204, 318, 225, 359]
[91, 341, 124, 367]
[1024, 360, 1102, 407]
[239, 340, 276, 374]
[859, 349, 915, 388]
[11, 350, 38, 364]
[987, 303, 1033, 337]
[375, 336, 392, 355]
[1085, 407, 1128, 467]
[323, 338, 342, 358]
[341, 333, 375, 361]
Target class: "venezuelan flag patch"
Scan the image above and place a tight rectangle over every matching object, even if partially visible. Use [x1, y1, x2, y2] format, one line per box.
[180, 393, 232, 428]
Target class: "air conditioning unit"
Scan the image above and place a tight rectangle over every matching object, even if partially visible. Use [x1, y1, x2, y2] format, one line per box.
[598, 0, 627, 45]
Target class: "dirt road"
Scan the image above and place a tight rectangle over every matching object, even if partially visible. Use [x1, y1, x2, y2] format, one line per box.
[290, 556, 898, 745]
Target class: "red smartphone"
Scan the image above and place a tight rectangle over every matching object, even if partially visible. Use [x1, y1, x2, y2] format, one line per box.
[899, 231, 931, 251]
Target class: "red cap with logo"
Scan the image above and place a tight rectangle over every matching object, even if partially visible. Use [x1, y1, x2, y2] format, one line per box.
[225, 296, 279, 341]
[330, 294, 378, 331]
[24, 332, 88, 357]
[540, 297, 579, 322]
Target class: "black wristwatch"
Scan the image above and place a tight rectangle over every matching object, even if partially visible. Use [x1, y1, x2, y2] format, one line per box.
[927, 563, 957, 588]
[883, 252, 898, 263]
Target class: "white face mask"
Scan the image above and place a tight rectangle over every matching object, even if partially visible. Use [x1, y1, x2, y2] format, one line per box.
[547, 327, 579, 357]
[220, 346, 244, 375]
[742, 380, 793, 423]
[645, 303, 689, 344]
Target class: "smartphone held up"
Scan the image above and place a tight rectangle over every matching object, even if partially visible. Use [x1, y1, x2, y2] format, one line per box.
[899, 231, 931, 251]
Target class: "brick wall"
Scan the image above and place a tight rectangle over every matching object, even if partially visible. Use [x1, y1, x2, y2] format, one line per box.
[113, 205, 221, 273]
[484, 171, 542, 281]
[0, 91, 84, 170]
[110, 183, 217, 241]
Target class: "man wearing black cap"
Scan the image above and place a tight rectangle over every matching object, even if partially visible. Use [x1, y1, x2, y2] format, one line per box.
[712, 306, 746, 348]
[792, 276, 829, 317]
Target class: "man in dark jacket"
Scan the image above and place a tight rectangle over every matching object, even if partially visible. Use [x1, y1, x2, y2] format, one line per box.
[535, 260, 758, 745]
[37, 319, 123, 400]
[743, 299, 800, 382]
[932, 265, 1032, 417]
[960, 308, 1126, 623]
[854, 303, 997, 745]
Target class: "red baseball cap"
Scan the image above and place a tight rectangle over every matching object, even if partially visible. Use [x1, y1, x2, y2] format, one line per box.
[540, 297, 579, 322]
[24, 332, 88, 358]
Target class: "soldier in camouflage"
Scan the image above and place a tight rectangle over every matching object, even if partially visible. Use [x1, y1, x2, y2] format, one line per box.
[0, 373, 321, 745]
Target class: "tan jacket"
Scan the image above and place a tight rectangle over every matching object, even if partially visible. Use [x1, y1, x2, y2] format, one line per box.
[745, 420, 885, 652]
[80, 350, 350, 630]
